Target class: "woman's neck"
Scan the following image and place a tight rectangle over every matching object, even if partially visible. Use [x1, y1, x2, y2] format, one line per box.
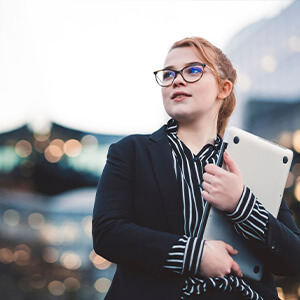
[177, 120, 218, 155]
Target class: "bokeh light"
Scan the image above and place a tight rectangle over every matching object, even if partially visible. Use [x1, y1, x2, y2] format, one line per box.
[60, 251, 81, 270]
[260, 55, 277, 73]
[15, 140, 32, 158]
[13, 250, 30, 266]
[61, 221, 80, 244]
[82, 216, 92, 237]
[34, 138, 50, 153]
[288, 35, 300, 53]
[285, 172, 295, 189]
[44, 144, 64, 163]
[236, 72, 252, 92]
[30, 274, 46, 289]
[277, 287, 285, 300]
[63, 277, 81, 292]
[50, 139, 65, 151]
[278, 131, 293, 149]
[41, 224, 64, 245]
[292, 164, 300, 178]
[64, 139, 82, 157]
[94, 278, 111, 293]
[293, 130, 300, 153]
[28, 212, 45, 230]
[48, 280, 65, 296]
[3, 209, 20, 226]
[33, 132, 50, 142]
[81, 135, 98, 152]
[42, 247, 59, 263]
[15, 243, 30, 252]
[89, 250, 112, 270]
[0, 248, 14, 264]
[294, 177, 300, 202]
[13, 246, 30, 266]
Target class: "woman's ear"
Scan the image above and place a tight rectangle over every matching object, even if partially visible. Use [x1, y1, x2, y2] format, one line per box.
[217, 80, 233, 100]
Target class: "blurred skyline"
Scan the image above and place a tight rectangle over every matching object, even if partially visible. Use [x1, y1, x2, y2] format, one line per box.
[0, 0, 294, 135]
[1, 2, 300, 298]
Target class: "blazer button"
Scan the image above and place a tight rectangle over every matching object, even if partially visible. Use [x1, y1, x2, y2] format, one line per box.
[271, 241, 278, 253]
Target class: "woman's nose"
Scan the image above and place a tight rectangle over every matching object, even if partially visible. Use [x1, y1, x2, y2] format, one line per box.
[172, 72, 186, 87]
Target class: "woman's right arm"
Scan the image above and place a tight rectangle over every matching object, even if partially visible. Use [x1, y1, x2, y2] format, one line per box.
[92, 142, 181, 275]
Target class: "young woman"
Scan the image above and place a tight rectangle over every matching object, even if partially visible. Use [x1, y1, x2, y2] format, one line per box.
[92, 37, 300, 300]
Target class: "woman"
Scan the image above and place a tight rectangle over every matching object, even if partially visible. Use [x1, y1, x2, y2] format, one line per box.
[92, 37, 300, 300]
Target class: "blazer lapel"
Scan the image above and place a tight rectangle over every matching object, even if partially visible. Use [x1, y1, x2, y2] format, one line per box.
[147, 126, 184, 235]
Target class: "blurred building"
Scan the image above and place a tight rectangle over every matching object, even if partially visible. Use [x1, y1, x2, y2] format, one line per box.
[225, 0, 300, 214]
[0, 123, 122, 300]
[0, 122, 123, 195]
[226, 1, 300, 298]
[226, 1, 300, 139]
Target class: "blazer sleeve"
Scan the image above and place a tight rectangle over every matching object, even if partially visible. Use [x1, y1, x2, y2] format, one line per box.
[253, 198, 300, 276]
[92, 142, 181, 275]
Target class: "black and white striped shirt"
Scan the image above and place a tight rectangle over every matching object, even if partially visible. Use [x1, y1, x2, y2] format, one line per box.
[164, 119, 269, 299]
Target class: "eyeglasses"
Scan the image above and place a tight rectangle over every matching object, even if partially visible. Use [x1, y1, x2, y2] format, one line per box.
[153, 63, 206, 87]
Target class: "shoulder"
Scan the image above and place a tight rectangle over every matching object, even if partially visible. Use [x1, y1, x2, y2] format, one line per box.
[112, 134, 150, 156]
[113, 125, 167, 151]
[106, 125, 168, 163]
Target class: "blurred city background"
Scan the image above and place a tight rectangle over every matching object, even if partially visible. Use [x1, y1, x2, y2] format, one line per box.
[1, 0, 300, 299]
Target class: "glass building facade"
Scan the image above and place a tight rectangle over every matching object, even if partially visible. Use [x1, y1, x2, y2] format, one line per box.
[0, 123, 122, 300]
[226, 2, 300, 298]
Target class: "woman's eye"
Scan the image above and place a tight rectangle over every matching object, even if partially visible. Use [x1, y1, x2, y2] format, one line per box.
[186, 66, 203, 75]
[163, 71, 174, 80]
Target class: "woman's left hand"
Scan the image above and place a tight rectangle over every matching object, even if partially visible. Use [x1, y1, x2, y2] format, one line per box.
[202, 152, 243, 213]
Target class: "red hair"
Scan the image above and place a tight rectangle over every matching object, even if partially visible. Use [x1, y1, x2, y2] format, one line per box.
[170, 37, 237, 137]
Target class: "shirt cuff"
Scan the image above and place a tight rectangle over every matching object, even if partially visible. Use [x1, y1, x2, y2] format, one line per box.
[164, 235, 205, 275]
[227, 186, 269, 242]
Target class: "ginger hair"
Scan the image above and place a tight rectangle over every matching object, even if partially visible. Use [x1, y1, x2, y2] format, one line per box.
[170, 37, 237, 137]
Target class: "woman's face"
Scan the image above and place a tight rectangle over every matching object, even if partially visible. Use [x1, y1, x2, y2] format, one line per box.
[162, 47, 222, 126]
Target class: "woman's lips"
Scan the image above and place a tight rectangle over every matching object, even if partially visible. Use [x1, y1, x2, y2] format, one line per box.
[171, 92, 191, 101]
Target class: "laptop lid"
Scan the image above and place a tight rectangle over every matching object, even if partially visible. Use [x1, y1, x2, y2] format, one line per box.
[202, 127, 293, 281]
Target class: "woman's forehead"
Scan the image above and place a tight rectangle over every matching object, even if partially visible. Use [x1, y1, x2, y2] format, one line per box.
[163, 47, 204, 69]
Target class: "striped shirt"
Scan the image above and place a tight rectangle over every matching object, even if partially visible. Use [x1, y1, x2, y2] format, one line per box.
[164, 119, 269, 299]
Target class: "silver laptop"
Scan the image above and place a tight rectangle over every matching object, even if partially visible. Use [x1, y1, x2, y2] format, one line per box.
[202, 127, 293, 281]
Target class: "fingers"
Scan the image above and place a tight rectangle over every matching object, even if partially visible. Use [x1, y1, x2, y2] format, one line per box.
[204, 163, 223, 175]
[202, 191, 212, 204]
[202, 172, 215, 184]
[199, 240, 242, 278]
[223, 152, 240, 175]
[224, 242, 238, 256]
[231, 260, 243, 278]
[205, 153, 241, 177]
[202, 181, 213, 194]
[224, 243, 242, 277]
[202, 173, 216, 202]
[202, 170, 221, 198]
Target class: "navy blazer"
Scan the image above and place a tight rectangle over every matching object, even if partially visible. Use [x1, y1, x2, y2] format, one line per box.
[93, 125, 300, 300]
